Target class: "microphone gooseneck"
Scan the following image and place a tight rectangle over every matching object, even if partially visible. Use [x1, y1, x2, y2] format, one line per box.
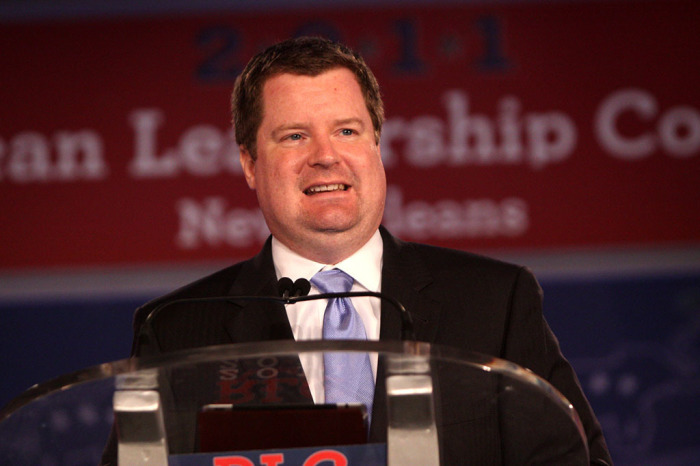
[279, 277, 415, 341]
[140, 277, 416, 353]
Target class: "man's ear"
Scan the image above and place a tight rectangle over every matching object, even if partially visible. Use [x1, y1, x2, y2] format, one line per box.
[239, 145, 256, 190]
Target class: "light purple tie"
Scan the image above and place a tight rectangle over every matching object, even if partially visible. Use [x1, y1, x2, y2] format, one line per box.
[311, 269, 374, 418]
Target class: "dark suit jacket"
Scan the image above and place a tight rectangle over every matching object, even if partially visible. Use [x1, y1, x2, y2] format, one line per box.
[130, 226, 612, 465]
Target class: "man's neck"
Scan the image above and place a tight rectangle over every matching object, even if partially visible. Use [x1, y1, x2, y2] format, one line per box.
[275, 231, 374, 265]
[272, 229, 383, 291]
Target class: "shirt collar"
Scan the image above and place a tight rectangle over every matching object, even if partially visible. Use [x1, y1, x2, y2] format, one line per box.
[271, 230, 383, 292]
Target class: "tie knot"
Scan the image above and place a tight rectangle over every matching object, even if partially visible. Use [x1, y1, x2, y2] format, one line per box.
[311, 269, 354, 294]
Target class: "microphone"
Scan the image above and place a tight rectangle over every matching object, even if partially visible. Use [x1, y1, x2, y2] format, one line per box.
[139, 277, 415, 352]
[278, 277, 294, 299]
[279, 277, 415, 341]
[294, 279, 312, 297]
[277, 277, 312, 299]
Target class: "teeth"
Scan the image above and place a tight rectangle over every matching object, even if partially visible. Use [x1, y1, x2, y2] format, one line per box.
[306, 184, 347, 194]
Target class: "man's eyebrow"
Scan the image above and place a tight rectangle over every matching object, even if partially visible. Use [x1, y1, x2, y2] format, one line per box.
[270, 123, 308, 138]
[334, 118, 366, 129]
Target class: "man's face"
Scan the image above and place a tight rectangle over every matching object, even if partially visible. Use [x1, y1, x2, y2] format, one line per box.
[240, 67, 386, 264]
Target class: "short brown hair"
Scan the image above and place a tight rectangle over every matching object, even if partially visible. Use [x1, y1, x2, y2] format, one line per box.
[231, 36, 384, 158]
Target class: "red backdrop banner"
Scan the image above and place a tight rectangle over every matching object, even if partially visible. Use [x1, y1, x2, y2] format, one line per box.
[1, 0, 699, 270]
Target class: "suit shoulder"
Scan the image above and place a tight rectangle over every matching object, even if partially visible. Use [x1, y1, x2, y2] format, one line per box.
[381, 226, 536, 289]
[396, 239, 542, 304]
[403, 239, 527, 278]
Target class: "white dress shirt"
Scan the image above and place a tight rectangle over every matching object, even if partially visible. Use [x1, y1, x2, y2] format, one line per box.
[271, 230, 383, 403]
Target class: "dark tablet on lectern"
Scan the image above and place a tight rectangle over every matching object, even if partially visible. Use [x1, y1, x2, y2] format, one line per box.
[198, 403, 368, 452]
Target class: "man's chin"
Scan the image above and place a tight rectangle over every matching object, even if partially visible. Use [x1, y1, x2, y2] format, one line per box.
[304, 212, 358, 233]
[310, 224, 355, 235]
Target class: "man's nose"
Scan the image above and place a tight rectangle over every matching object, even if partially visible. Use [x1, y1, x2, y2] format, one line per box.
[308, 135, 340, 167]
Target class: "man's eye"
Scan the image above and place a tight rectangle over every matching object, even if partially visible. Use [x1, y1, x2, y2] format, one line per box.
[287, 133, 302, 141]
[340, 129, 355, 136]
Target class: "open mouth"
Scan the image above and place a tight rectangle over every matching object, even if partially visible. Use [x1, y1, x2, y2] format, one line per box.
[304, 184, 349, 195]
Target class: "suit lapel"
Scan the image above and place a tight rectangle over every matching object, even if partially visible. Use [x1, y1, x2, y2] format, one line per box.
[371, 227, 441, 441]
[224, 237, 295, 343]
[378, 226, 440, 343]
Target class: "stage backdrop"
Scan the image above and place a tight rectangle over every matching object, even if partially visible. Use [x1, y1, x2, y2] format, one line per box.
[1, 1, 699, 465]
[1, 0, 698, 270]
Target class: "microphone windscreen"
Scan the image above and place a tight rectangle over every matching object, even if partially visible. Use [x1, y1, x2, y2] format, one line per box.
[277, 277, 294, 298]
[293, 278, 311, 297]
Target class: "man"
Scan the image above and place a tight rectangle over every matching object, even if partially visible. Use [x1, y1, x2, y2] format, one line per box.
[131, 36, 612, 464]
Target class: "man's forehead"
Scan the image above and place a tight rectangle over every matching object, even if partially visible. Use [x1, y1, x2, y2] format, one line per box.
[264, 65, 352, 83]
[259, 69, 366, 119]
[261, 67, 360, 95]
